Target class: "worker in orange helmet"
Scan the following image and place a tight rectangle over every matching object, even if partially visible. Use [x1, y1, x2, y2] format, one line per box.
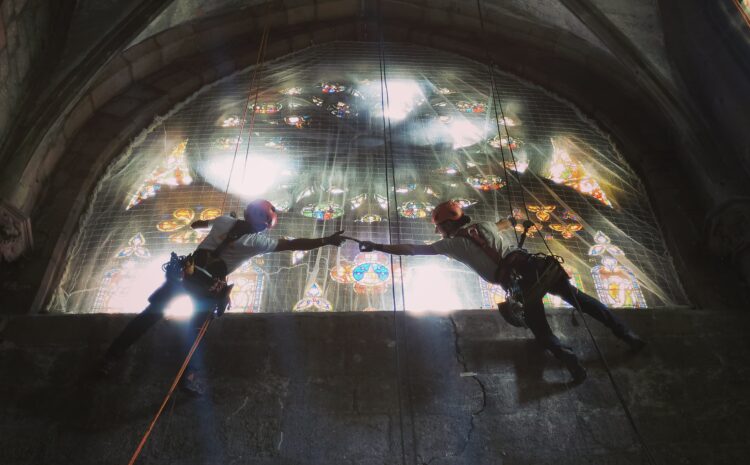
[358, 200, 644, 383]
[99, 199, 346, 394]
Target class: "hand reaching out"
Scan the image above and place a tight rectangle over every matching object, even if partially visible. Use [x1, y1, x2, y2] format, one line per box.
[323, 230, 346, 247]
[358, 241, 380, 252]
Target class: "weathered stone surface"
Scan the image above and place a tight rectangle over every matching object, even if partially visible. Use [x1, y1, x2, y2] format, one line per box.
[0, 308, 747, 464]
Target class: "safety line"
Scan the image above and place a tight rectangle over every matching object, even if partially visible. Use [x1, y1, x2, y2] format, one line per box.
[127, 317, 212, 465]
[568, 291, 658, 465]
[474, 2, 657, 462]
[240, 26, 271, 186]
[220, 25, 271, 213]
[376, 3, 413, 463]
[475, 0, 519, 245]
[128, 25, 272, 465]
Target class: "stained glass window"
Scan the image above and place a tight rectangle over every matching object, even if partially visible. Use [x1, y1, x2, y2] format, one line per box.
[53, 43, 687, 315]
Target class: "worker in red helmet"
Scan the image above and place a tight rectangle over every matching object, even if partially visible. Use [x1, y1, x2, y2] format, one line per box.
[99, 199, 346, 394]
[359, 200, 644, 384]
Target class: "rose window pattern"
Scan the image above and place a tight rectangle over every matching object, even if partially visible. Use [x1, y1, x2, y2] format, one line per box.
[53, 43, 687, 314]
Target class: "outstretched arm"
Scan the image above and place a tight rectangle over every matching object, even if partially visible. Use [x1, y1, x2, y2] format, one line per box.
[275, 230, 346, 252]
[191, 219, 215, 229]
[360, 242, 439, 256]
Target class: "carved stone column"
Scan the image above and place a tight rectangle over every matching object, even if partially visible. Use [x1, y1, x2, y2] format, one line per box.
[0, 200, 33, 263]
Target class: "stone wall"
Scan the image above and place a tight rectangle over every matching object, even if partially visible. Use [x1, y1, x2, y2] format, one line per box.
[1, 308, 747, 464]
[0, 0, 55, 142]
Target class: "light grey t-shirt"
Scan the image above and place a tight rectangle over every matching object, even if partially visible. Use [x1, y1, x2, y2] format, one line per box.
[196, 216, 278, 274]
[431, 221, 516, 283]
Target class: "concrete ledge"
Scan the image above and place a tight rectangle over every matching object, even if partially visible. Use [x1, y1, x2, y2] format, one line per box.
[0, 308, 748, 464]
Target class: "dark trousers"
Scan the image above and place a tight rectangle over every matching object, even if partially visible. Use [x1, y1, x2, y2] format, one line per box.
[105, 279, 215, 370]
[516, 255, 630, 360]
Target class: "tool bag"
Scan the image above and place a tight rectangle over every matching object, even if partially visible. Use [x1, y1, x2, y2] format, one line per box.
[161, 219, 254, 316]
[454, 225, 567, 327]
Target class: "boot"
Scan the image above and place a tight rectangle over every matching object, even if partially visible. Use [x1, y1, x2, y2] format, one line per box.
[620, 330, 646, 353]
[560, 352, 587, 384]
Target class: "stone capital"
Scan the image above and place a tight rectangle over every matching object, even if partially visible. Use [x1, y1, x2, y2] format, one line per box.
[0, 199, 33, 263]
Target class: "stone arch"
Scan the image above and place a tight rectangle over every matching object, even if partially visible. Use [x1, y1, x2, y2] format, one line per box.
[14, 2, 733, 312]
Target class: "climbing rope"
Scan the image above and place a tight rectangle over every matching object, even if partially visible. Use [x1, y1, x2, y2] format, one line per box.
[475, 1, 656, 463]
[126, 24, 271, 465]
[375, 2, 411, 463]
[126, 316, 211, 465]
[377, 0, 424, 465]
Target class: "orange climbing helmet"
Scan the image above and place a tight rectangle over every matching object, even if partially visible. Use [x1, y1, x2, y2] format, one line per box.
[431, 200, 464, 224]
[244, 199, 278, 231]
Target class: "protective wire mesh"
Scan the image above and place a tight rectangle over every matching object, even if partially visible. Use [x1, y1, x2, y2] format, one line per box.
[51, 42, 688, 315]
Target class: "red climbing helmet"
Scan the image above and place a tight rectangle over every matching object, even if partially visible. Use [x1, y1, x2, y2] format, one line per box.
[244, 199, 278, 231]
[431, 200, 464, 224]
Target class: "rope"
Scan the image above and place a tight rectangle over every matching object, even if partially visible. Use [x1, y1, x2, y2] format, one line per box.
[474, 2, 656, 462]
[127, 25, 271, 465]
[375, 2, 418, 463]
[126, 317, 212, 465]
[567, 291, 658, 465]
[220, 25, 271, 213]
[475, 0, 519, 245]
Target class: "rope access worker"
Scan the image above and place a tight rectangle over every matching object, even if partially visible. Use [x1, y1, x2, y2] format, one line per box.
[358, 200, 645, 383]
[99, 199, 346, 394]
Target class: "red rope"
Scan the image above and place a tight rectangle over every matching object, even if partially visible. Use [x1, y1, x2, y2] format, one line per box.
[126, 317, 212, 465]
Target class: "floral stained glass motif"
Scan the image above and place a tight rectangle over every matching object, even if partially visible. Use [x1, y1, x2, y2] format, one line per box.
[456, 101, 486, 113]
[330, 252, 391, 294]
[467, 175, 505, 191]
[293, 282, 333, 311]
[398, 201, 434, 219]
[527, 205, 556, 222]
[116, 233, 151, 259]
[156, 208, 222, 244]
[284, 116, 310, 128]
[514, 222, 542, 238]
[126, 140, 193, 210]
[549, 222, 583, 239]
[320, 83, 347, 94]
[301, 203, 344, 220]
[330, 102, 353, 118]
[588, 231, 646, 308]
[547, 138, 612, 207]
[549, 223, 583, 239]
[588, 231, 624, 257]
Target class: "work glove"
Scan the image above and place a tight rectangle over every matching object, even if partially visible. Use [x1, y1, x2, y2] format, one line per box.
[323, 230, 346, 247]
[358, 241, 380, 252]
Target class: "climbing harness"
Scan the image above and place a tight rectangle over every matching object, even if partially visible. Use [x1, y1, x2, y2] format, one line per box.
[475, 2, 657, 463]
[125, 22, 272, 465]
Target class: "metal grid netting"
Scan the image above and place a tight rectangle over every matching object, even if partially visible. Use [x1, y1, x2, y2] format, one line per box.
[51, 42, 688, 314]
